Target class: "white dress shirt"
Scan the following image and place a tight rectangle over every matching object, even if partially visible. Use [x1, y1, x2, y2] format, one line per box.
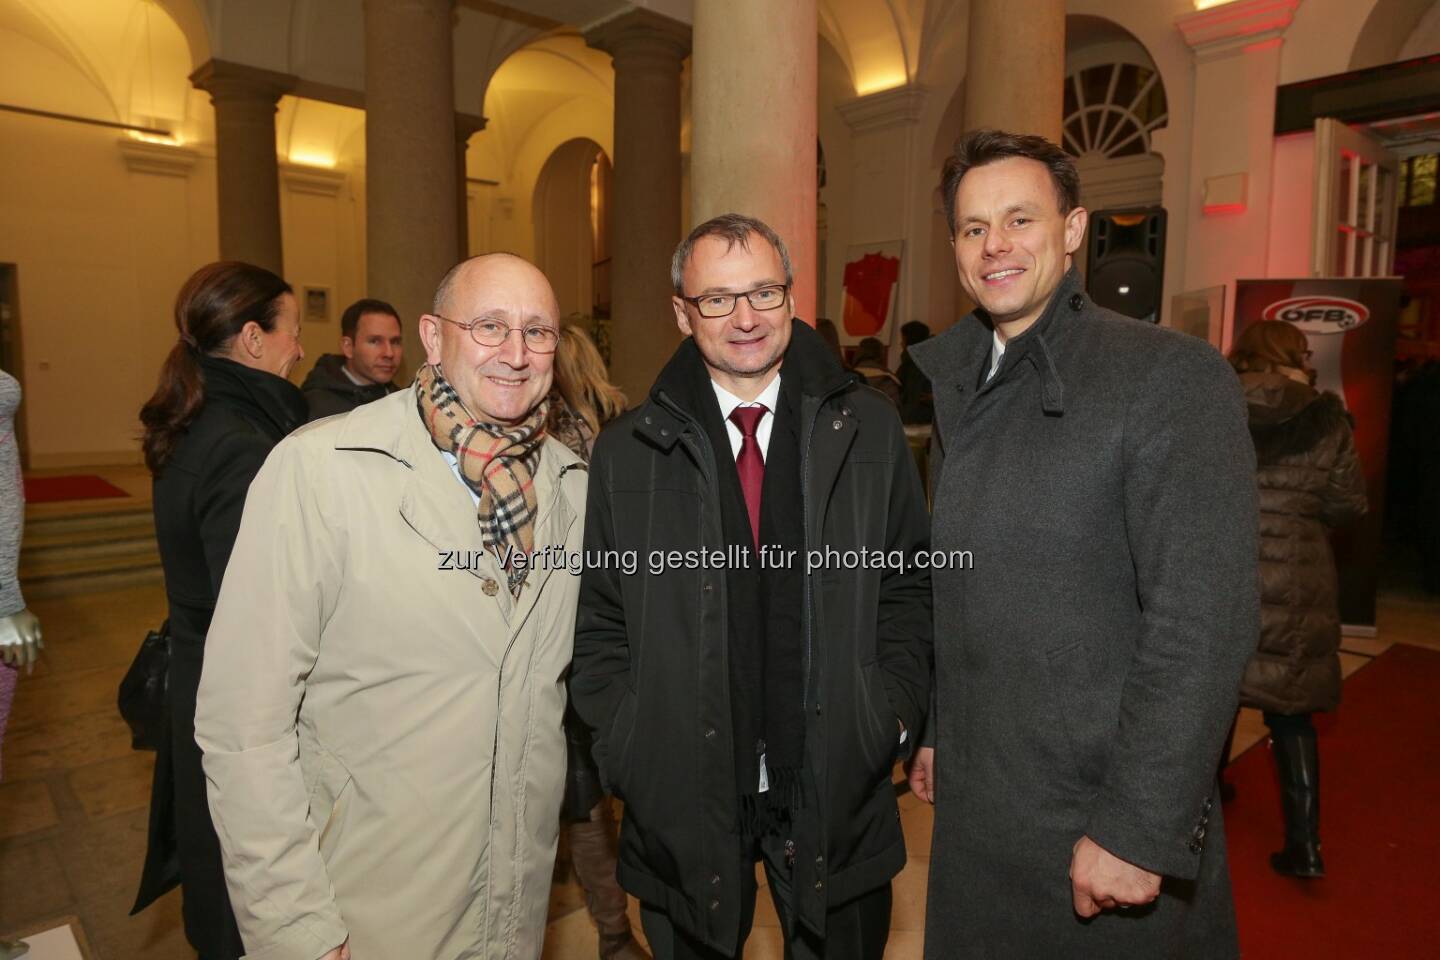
[711, 372, 783, 461]
[987, 329, 1006, 381]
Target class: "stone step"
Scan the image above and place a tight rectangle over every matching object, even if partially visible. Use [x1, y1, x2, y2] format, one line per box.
[23, 504, 155, 539]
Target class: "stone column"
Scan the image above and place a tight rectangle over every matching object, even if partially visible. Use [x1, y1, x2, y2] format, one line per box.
[190, 60, 295, 275]
[456, 112, 487, 258]
[365, 0, 459, 373]
[691, 0, 818, 324]
[586, 10, 690, 401]
[963, 0, 1064, 140]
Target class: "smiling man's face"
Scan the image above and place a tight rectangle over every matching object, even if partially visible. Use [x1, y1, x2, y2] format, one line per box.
[951, 156, 1088, 337]
[671, 233, 793, 400]
[419, 255, 558, 426]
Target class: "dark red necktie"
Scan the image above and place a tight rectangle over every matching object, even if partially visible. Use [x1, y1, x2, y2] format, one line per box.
[728, 405, 768, 549]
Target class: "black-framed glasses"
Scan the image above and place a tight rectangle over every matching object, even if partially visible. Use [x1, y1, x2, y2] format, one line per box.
[435, 315, 559, 354]
[680, 284, 789, 319]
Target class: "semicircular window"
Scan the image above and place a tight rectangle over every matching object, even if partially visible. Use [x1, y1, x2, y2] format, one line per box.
[1062, 62, 1168, 159]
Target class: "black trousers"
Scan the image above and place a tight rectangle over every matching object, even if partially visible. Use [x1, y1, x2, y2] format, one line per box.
[1263, 711, 1315, 736]
[169, 641, 245, 960]
[640, 837, 892, 960]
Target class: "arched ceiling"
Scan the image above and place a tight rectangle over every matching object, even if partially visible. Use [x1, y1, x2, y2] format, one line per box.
[0, 0, 193, 126]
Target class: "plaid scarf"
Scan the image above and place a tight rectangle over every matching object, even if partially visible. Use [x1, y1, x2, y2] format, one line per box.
[416, 364, 548, 595]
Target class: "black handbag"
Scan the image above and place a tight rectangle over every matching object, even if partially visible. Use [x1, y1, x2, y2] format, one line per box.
[118, 620, 170, 751]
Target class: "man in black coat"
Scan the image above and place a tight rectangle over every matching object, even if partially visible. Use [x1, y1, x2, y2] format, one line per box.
[571, 214, 932, 960]
[907, 130, 1259, 958]
[301, 297, 404, 420]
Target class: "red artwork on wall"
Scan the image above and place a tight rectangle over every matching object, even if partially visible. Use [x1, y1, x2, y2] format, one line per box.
[842, 245, 902, 341]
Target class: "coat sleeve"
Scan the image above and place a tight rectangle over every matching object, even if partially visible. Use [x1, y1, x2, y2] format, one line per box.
[194, 436, 349, 960]
[569, 432, 633, 786]
[1321, 418, 1368, 529]
[1084, 342, 1260, 880]
[876, 412, 933, 758]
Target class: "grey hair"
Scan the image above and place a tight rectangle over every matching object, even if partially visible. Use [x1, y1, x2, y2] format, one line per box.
[670, 213, 794, 296]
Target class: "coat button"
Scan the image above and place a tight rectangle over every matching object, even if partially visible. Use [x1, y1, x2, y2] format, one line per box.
[704, 727, 717, 740]
[832, 419, 843, 430]
[644, 415, 653, 424]
[1069, 293, 1084, 310]
[660, 427, 670, 437]
[482, 579, 499, 596]
[841, 407, 852, 417]
[711, 874, 721, 886]
[709, 898, 720, 911]
[814, 880, 824, 892]
[815, 702, 822, 716]
[815, 855, 824, 867]
[1188, 837, 1203, 854]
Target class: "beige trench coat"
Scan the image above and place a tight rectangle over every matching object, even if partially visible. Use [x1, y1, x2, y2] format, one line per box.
[195, 388, 587, 960]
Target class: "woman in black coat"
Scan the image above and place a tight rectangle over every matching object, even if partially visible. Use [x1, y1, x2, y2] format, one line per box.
[135, 262, 307, 958]
[1230, 320, 1367, 878]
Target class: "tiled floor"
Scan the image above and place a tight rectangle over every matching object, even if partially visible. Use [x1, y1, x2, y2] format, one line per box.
[2, 576, 1436, 958]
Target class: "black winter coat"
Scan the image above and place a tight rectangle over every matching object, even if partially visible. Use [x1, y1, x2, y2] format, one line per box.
[910, 270, 1259, 959]
[1237, 373, 1367, 715]
[300, 353, 397, 421]
[137, 355, 306, 933]
[571, 320, 932, 955]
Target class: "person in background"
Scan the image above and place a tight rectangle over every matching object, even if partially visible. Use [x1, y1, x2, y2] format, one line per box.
[814, 317, 843, 365]
[0, 371, 40, 960]
[1229, 320, 1367, 878]
[135, 261, 308, 959]
[1, 367, 42, 770]
[896, 321, 934, 425]
[849, 336, 902, 408]
[545, 323, 649, 960]
[301, 297, 404, 420]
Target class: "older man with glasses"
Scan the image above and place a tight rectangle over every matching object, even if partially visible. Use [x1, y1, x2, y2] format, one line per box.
[571, 214, 933, 960]
[194, 253, 589, 960]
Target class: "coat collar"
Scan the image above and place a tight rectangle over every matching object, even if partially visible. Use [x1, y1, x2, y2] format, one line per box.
[331, 389, 586, 610]
[910, 266, 1087, 416]
[636, 318, 856, 450]
[197, 353, 308, 437]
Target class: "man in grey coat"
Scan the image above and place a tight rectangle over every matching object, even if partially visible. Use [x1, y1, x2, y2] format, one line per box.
[907, 129, 1259, 958]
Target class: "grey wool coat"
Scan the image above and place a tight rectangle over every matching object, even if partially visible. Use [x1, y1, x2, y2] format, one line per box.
[909, 269, 1260, 960]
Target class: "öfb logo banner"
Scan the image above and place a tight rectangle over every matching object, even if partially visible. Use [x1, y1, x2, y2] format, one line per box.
[1261, 296, 1371, 334]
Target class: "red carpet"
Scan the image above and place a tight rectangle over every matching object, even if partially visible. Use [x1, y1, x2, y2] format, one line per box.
[22, 474, 129, 502]
[1227, 643, 1440, 957]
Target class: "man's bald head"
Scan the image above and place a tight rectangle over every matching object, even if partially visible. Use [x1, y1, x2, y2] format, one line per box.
[432, 253, 557, 318]
[419, 253, 561, 425]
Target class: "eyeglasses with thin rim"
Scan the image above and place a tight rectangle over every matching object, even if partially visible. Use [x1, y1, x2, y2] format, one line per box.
[434, 315, 559, 354]
[679, 284, 790, 319]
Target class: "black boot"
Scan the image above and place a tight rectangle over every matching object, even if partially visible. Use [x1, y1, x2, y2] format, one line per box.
[1269, 727, 1326, 878]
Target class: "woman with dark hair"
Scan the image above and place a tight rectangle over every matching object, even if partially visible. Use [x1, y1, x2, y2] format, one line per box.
[135, 261, 307, 958]
[546, 324, 650, 960]
[1229, 320, 1368, 879]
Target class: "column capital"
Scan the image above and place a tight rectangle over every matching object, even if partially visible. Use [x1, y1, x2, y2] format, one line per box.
[456, 111, 488, 143]
[585, 7, 691, 63]
[190, 59, 297, 104]
[1177, 0, 1299, 61]
[836, 85, 928, 135]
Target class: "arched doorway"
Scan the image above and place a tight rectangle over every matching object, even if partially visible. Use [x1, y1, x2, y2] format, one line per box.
[533, 138, 612, 321]
[1063, 15, 1169, 212]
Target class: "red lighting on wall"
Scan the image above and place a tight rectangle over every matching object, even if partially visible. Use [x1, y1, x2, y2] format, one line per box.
[1203, 202, 1247, 216]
